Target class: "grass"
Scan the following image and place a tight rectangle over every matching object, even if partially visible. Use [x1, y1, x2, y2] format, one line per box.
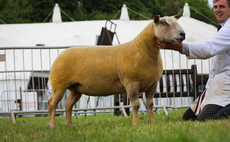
[0, 109, 230, 142]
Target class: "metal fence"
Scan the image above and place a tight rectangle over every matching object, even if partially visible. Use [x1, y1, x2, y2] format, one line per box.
[0, 46, 211, 119]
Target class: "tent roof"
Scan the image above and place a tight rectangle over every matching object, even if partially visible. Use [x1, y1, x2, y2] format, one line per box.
[0, 17, 216, 47]
[0, 3, 216, 47]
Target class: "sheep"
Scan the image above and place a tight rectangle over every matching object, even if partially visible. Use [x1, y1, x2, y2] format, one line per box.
[48, 15, 185, 127]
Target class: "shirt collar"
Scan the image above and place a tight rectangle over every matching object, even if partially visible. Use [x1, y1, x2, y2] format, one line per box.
[220, 17, 230, 26]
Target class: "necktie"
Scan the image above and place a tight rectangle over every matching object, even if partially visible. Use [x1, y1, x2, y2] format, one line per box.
[217, 24, 222, 32]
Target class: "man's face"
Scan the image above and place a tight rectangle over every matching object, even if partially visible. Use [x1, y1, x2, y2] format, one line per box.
[213, 0, 230, 23]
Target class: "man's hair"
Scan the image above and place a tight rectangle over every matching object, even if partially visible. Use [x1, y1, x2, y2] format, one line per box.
[213, 0, 230, 7]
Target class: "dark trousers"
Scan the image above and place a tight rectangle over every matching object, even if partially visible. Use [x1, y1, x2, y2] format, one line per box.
[182, 104, 230, 121]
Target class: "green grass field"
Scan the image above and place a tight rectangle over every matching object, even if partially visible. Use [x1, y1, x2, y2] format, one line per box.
[0, 109, 230, 142]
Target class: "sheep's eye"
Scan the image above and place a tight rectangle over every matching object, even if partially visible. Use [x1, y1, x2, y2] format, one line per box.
[161, 19, 169, 26]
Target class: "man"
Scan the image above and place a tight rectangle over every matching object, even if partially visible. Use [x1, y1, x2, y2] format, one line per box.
[155, 0, 230, 121]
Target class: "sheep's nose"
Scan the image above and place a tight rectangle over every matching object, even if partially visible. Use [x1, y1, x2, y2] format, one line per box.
[180, 32, 186, 39]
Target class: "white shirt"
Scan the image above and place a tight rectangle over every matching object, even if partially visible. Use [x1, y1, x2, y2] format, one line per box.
[182, 17, 230, 109]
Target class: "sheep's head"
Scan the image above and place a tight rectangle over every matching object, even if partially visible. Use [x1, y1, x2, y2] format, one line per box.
[153, 15, 185, 43]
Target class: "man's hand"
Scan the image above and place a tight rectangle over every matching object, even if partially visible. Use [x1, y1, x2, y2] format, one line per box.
[155, 37, 183, 52]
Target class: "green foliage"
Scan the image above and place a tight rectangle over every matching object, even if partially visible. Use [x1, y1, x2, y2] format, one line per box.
[0, 0, 217, 26]
[157, 0, 218, 25]
[186, 0, 218, 25]
[0, 109, 230, 142]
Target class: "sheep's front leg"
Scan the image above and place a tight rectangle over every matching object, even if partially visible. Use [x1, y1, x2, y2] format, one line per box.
[126, 82, 141, 125]
[145, 85, 157, 123]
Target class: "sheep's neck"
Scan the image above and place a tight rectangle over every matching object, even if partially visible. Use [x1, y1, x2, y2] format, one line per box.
[134, 21, 159, 56]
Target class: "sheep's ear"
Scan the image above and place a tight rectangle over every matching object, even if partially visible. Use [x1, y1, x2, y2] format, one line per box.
[174, 15, 181, 20]
[154, 15, 160, 23]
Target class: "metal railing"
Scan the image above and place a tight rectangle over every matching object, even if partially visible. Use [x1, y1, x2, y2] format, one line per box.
[0, 46, 211, 120]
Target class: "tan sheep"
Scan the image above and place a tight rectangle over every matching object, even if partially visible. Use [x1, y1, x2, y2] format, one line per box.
[48, 15, 185, 127]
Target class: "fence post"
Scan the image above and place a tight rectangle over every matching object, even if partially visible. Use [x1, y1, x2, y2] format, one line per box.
[36, 86, 39, 110]
[11, 112, 16, 123]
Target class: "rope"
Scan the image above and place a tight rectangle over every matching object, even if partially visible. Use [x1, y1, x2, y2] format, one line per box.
[189, 6, 217, 25]
[176, 9, 183, 16]
[0, 18, 6, 24]
[43, 10, 53, 23]
[43, 8, 76, 22]
[60, 8, 75, 21]
[126, 5, 217, 26]
[127, 7, 152, 20]
[111, 10, 121, 20]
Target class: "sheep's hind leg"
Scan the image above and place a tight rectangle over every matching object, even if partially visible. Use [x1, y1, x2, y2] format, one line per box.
[48, 89, 66, 127]
[65, 90, 82, 126]
[126, 82, 141, 125]
[145, 85, 157, 123]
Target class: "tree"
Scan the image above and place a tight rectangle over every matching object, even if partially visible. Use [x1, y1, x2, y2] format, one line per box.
[0, 0, 217, 26]
[157, 0, 217, 26]
[185, 0, 218, 25]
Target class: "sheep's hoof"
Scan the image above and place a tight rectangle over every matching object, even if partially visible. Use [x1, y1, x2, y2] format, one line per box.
[65, 123, 72, 127]
[48, 124, 55, 128]
[132, 121, 139, 125]
[147, 120, 156, 124]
